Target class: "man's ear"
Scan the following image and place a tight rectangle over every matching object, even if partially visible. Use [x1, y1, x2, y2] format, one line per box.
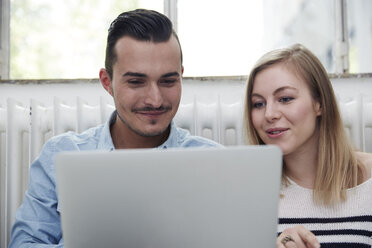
[181, 65, 184, 75]
[99, 68, 113, 96]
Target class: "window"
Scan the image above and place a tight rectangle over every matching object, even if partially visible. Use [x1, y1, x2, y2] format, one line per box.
[177, 0, 264, 77]
[10, 0, 163, 79]
[347, 0, 372, 73]
[178, 0, 336, 76]
[8, 0, 372, 79]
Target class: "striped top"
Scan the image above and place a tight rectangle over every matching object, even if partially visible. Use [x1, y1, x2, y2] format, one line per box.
[278, 176, 372, 248]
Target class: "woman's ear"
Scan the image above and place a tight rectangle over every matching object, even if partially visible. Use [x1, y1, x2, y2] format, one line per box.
[314, 101, 322, 116]
[99, 68, 113, 96]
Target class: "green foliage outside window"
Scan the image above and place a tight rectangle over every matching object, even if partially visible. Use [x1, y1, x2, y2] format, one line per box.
[11, 0, 138, 79]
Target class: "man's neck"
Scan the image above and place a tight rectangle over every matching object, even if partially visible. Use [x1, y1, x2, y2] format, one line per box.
[110, 119, 170, 149]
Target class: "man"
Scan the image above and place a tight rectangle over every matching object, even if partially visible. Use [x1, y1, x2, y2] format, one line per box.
[9, 9, 221, 247]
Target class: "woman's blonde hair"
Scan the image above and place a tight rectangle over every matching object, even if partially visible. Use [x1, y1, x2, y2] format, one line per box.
[243, 44, 362, 205]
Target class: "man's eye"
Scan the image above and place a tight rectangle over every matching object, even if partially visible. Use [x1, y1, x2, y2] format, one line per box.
[160, 79, 177, 85]
[128, 80, 144, 85]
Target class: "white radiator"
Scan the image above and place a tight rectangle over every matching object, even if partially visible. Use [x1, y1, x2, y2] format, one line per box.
[0, 92, 371, 248]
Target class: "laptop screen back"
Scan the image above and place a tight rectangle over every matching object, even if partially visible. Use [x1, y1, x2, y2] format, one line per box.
[56, 146, 282, 248]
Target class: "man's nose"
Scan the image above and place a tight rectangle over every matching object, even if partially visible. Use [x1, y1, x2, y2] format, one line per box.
[144, 83, 163, 108]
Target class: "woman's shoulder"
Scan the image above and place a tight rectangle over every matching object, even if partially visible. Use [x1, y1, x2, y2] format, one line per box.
[356, 151, 372, 178]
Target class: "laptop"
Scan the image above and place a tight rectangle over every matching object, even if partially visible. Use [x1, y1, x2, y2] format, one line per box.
[55, 146, 282, 248]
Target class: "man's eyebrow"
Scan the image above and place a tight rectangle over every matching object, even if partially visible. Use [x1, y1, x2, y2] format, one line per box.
[161, 72, 180, 78]
[123, 72, 147, 78]
[122, 72, 180, 78]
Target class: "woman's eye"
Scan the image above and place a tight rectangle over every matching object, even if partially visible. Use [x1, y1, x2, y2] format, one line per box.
[279, 97, 294, 103]
[253, 102, 265, 108]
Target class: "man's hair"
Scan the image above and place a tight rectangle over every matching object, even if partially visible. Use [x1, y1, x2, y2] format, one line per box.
[105, 9, 183, 79]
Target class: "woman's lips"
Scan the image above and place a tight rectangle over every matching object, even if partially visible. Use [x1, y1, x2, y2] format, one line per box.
[265, 128, 289, 138]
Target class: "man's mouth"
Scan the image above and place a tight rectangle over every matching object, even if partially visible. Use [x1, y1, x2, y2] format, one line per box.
[133, 106, 172, 117]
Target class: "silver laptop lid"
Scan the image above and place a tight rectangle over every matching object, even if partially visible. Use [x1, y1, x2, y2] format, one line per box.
[56, 146, 282, 248]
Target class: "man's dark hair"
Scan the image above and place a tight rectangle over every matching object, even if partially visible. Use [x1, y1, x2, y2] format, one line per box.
[105, 9, 183, 79]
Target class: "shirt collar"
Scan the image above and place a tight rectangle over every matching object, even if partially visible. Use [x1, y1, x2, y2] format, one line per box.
[97, 111, 116, 151]
[156, 120, 179, 149]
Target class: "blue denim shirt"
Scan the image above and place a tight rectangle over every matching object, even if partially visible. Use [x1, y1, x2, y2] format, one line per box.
[9, 111, 222, 248]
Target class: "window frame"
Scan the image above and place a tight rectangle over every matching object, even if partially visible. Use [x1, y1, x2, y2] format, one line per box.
[0, 0, 10, 79]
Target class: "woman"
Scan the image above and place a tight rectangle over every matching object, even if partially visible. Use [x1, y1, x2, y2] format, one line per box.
[244, 44, 372, 248]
